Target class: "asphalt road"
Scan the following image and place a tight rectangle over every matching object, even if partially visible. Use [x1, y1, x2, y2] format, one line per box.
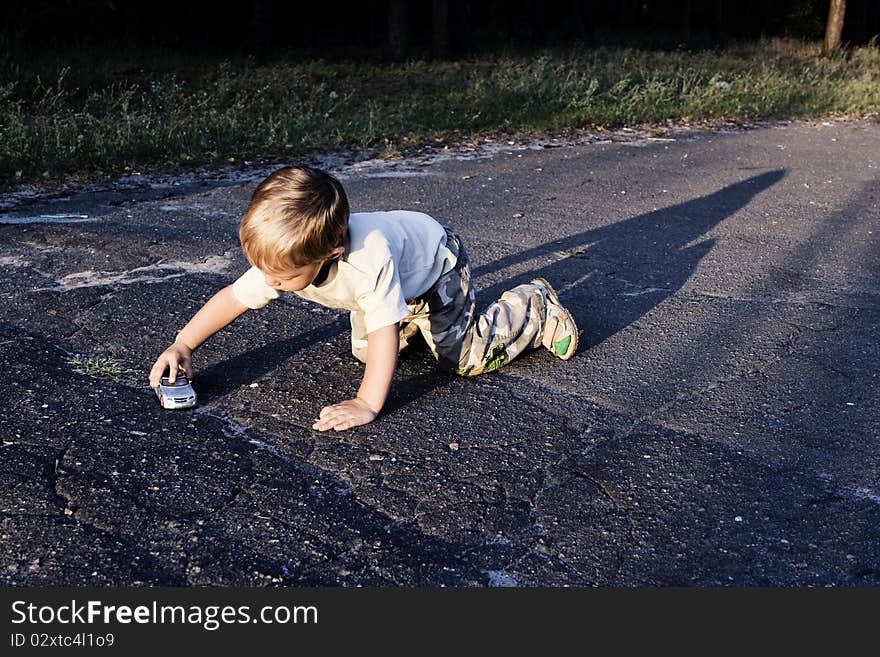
[1, 117, 878, 586]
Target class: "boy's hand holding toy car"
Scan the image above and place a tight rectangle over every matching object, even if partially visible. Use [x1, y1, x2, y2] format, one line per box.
[150, 341, 197, 409]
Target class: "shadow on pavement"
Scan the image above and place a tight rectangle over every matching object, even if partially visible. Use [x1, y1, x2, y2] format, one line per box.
[473, 169, 786, 346]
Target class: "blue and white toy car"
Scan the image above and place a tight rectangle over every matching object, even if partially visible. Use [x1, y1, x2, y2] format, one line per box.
[154, 375, 197, 409]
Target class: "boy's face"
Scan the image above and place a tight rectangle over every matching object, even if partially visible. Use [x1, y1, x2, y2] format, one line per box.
[261, 247, 343, 292]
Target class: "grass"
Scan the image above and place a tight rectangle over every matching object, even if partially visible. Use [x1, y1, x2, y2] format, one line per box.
[67, 354, 137, 384]
[1, 37, 878, 185]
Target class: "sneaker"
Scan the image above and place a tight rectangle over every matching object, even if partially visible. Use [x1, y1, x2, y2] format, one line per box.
[530, 277, 579, 360]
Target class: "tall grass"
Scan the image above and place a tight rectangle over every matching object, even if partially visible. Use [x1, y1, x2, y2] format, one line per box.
[1, 38, 878, 184]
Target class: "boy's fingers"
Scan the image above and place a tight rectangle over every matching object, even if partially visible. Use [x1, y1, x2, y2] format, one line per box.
[320, 411, 341, 426]
[167, 356, 178, 383]
[149, 361, 164, 387]
[315, 402, 373, 431]
[314, 409, 346, 430]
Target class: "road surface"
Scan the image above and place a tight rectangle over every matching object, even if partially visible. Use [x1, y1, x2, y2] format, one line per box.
[2, 117, 878, 585]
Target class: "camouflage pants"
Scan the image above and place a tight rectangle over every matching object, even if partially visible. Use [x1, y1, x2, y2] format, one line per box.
[350, 226, 548, 376]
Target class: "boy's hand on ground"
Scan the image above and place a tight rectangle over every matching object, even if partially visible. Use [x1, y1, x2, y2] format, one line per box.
[313, 397, 378, 432]
[148, 341, 194, 388]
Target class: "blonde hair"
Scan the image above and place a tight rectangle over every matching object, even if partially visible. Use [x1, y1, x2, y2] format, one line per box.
[239, 166, 350, 271]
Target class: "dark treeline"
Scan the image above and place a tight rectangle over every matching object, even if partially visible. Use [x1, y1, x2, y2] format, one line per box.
[3, 0, 879, 58]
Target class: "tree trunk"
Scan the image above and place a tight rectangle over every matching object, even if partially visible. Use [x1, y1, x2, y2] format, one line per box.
[682, 0, 692, 44]
[570, 0, 586, 39]
[640, 1, 651, 27]
[451, 0, 473, 55]
[713, 0, 724, 34]
[526, 0, 547, 46]
[388, 0, 408, 60]
[432, 0, 450, 59]
[855, 0, 868, 44]
[824, 0, 847, 55]
[250, 0, 274, 60]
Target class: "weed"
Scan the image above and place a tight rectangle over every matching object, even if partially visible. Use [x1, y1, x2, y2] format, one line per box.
[2, 38, 878, 183]
[67, 355, 137, 384]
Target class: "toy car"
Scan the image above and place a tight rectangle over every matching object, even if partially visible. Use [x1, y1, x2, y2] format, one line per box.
[154, 375, 197, 409]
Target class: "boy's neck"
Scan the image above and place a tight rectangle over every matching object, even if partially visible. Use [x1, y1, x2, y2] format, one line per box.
[311, 259, 334, 287]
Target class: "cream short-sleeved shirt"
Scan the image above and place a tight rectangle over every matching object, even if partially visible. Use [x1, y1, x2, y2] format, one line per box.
[232, 210, 458, 335]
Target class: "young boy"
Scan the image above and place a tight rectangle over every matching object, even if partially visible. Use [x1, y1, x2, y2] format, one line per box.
[148, 166, 578, 432]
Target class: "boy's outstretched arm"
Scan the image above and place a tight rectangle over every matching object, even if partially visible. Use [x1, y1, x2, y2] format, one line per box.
[148, 284, 248, 387]
[313, 323, 398, 432]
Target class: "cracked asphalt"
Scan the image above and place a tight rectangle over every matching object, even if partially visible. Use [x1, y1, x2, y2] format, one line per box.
[1, 117, 879, 586]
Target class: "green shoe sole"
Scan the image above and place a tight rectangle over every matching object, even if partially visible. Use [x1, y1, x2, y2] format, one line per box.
[530, 277, 579, 360]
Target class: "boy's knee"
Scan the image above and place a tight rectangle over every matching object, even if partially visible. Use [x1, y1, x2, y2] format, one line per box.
[454, 342, 509, 376]
[442, 354, 482, 377]
[447, 360, 492, 377]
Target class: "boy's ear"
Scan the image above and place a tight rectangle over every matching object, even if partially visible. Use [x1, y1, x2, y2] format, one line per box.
[327, 246, 344, 260]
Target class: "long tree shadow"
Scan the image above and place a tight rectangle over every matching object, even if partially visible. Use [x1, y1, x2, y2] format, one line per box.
[472, 170, 786, 346]
[195, 171, 785, 411]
